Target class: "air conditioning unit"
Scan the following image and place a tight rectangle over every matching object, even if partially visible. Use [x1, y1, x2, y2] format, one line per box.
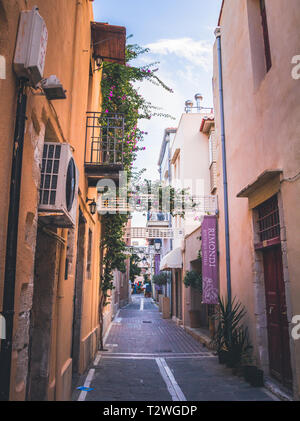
[14, 7, 48, 86]
[38, 142, 79, 228]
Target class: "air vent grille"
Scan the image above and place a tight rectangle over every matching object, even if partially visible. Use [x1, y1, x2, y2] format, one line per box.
[40, 143, 61, 205]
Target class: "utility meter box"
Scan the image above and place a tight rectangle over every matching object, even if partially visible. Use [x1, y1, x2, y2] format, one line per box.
[14, 6, 48, 86]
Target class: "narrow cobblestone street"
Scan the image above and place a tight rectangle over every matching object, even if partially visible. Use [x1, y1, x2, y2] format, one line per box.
[72, 296, 275, 402]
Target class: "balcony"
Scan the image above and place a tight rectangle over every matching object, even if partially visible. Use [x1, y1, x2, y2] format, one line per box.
[84, 112, 125, 186]
[124, 227, 184, 240]
[146, 212, 170, 228]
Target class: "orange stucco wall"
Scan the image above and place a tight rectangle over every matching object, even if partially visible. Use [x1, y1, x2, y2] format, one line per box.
[0, 0, 104, 401]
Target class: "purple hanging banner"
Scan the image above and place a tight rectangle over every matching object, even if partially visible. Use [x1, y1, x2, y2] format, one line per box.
[154, 254, 161, 275]
[201, 215, 219, 304]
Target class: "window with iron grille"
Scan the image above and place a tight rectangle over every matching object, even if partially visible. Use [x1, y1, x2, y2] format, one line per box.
[256, 195, 280, 242]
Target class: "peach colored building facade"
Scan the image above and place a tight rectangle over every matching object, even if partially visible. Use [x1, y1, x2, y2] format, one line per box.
[0, 0, 127, 401]
[213, 0, 300, 399]
[168, 112, 215, 327]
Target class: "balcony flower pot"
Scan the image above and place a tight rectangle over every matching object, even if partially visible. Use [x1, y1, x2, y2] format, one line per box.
[189, 310, 202, 328]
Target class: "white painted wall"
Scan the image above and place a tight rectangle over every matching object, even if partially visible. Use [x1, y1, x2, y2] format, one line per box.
[170, 113, 211, 248]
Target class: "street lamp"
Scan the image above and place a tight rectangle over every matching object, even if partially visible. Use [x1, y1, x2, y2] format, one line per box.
[154, 242, 161, 252]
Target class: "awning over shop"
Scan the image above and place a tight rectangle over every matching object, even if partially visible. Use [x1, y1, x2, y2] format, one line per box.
[160, 247, 182, 271]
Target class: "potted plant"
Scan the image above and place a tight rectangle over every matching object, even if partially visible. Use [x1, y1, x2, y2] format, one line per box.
[228, 325, 253, 373]
[152, 272, 168, 287]
[183, 270, 202, 292]
[211, 296, 253, 372]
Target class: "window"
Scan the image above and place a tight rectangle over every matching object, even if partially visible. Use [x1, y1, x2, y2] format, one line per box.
[259, 0, 272, 72]
[86, 229, 93, 278]
[256, 195, 280, 242]
[247, 0, 272, 89]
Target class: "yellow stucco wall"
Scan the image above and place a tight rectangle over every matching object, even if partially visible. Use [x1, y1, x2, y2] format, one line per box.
[0, 0, 103, 401]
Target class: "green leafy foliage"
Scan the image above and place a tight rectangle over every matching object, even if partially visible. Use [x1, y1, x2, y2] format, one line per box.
[130, 253, 142, 281]
[101, 40, 174, 174]
[152, 272, 168, 286]
[211, 296, 253, 367]
[183, 270, 202, 292]
[129, 178, 197, 218]
[143, 273, 150, 283]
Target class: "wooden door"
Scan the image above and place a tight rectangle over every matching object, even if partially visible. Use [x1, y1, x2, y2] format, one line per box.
[263, 245, 292, 387]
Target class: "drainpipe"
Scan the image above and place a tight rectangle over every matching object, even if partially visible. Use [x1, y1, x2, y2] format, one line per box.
[215, 27, 232, 309]
[0, 78, 28, 401]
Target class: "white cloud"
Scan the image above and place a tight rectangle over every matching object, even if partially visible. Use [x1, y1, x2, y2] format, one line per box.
[145, 37, 213, 72]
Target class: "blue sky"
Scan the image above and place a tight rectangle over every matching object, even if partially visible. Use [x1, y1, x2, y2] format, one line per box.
[93, 0, 222, 228]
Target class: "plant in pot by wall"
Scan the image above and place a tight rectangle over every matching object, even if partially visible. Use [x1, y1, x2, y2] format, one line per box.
[210, 296, 264, 385]
[229, 325, 253, 375]
[210, 296, 252, 368]
[152, 272, 168, 286]
[183, 270, 202, 292]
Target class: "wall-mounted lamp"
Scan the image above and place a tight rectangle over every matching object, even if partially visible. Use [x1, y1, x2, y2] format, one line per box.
[86, 198, 97, 215]
[95, 56, 103, 68]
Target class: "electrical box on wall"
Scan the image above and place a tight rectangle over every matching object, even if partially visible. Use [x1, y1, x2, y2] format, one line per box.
[14, 6, 48, 86]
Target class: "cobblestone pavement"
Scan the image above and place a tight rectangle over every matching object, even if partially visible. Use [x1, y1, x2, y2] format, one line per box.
[72, 295, 275, 402]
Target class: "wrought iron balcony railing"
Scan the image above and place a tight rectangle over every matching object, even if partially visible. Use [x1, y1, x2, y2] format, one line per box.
[84, 112, 125, 185]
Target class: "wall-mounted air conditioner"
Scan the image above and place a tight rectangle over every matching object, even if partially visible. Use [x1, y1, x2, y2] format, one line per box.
[38, 142, 79, 228]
